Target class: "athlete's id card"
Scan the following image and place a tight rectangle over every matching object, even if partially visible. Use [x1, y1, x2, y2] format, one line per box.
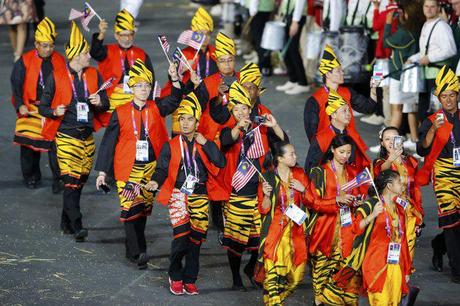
[340, 206, 352, 227]
[135, 140, 149, 161]
[180, 174, 199, 195]
[387, 242, 401, 264]
[396, 197, 408, 210]
[453, 147, 460, 167]
[123, 75, 133, 94]
[285, 203, 307, 226]
[76, 102, 89, 123]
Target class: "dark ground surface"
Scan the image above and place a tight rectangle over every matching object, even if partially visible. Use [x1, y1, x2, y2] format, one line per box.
[0, 1, 459, 305]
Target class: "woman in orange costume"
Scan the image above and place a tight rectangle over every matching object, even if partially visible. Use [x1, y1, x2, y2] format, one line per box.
[257, 141, 309, 305]
[309, 135, 365, 306]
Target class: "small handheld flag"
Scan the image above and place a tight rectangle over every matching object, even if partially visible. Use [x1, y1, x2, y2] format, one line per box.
[153, 81, 161, 98]
[95, 77, 114, 94]
[177, 30, 205, 50]
[157, 35, 172, 65]
[121, 181, 142, 201]
[341, 168, 373, 192]
[68, 3, 100, 31]
[231, 157, 257, 192]
[245, 126, 265, 159]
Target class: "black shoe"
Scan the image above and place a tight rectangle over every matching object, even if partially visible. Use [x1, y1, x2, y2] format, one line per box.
[243, 265, 258, 288]
[432, 252, 443, 272]
[137, 252, 148, 270]
[26, 180, 36, 189]
[60, 224, 75, 235]
[74, 229, 88, 242]
[231, 284, 247, 292]
[452, 276, 460, 284]
[52, 180, 64, 194]
[406, 286, 420, 306]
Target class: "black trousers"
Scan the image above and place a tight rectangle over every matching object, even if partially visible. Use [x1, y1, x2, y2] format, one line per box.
[20, 144, 60, 183]
[125, 216, 147, 259]
[445, 225, 460, 277]
[418, 78, 436, 121]
[61, 187, 83, 232]
[169, 235, 201, 284]
[210, 201, 224, 232]
[284, 15, 307, 86]
[250, 12, 272, 70]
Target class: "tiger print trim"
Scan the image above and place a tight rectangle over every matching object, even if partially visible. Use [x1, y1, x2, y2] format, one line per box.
[13, 104, 50, 151]
[108, 86, 134, 112]
[433, 158, 460, 228]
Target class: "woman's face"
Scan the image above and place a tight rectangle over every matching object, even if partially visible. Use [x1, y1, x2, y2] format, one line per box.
[381, 129, 399, 153]
[332, 144, 352, 165]
[231, 103, 250, 122]
[278, 144, 297, 168]
[388, 176, 403, 196]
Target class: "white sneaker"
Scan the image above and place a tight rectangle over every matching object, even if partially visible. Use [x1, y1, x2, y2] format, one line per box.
[243, 51, 257, 60]
[353, 110, 364, 118]
[273, 67, 287, 76]
[369, 144, 381, 154]
[360, 114, 385, 126]
[403, 139, 417, 152]
[276, 81, 297, 92]
[285, 84, 310, 95]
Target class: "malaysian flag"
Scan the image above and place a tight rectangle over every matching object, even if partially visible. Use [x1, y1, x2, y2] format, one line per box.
[341, 168, 373, 192]
[96, 77, 114, 93]
[245, 126, 265, 159]
[153, 81, 161, 98]
[231, 157, 257, 192]
[68, 3, 95, 31]
[158, 35, 170, 53]
[121, 181, 142, 201]
[177, 30, 205, 50]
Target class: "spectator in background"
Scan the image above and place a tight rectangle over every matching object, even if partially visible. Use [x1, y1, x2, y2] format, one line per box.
[0, 0, 38, 62]
[448, 0, 460, 75]
[275, 0, 309, 95]
[383, 1, 424, 151]
[408, 0, 456, 121]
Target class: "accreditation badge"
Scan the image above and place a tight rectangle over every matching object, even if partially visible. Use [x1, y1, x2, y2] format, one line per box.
[453, 147, 460, 167]
[135, 140, 149, 161]
[123, 75, 133, 94]
[387, 242, 401, 264]
[285, 203, 307, 226]
[340, 206, 352, 227]
[180, 174, 199, 195]
[76, 102, 89, 123]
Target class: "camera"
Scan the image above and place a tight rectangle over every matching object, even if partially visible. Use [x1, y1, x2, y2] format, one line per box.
[254, 115, 267, 124]
[393, 135, 403, 150]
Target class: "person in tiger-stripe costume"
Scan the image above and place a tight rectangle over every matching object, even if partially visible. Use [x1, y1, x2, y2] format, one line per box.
[309, 135, 366, 306]
[417, 66, 460, 284]
[39, 22, 109, 242]
[147, 92, 225, 296]
[89, 9, 154, 127]
[11, 17, 64, 192]
[95, 59, 182, 269]
[258, 141, 309, 305]
[219, 81, 285, 291]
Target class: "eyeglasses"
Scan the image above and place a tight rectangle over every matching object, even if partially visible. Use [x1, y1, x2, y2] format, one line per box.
[217, 58, 235, 64]
[132, 83, 151, 89]
[37, 42, 54, 49]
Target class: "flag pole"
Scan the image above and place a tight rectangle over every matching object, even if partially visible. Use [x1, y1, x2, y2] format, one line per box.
[85, 2, 102, 21]
[157, 36, 172, 65]
[177, 48, 194, 71]
[192, 36, 206, 61]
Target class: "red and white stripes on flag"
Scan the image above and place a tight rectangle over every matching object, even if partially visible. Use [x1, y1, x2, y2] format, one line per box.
[231, 157, 257, 192]
[341, 168, 373, 192]
[121, 181, 141, 201]
[158, 35, 170, 53]
[245, 126, 265, 159]
[96, 77, 114, 93]
[177, 30, 205, 50]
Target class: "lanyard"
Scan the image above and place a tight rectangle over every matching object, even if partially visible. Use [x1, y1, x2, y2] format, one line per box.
[381, 196, 403, 240]
[179, 135, 198, 177]
[196, 51, 210, 78]
[120, 49, 134, 75]
[277, 169, 295, 215]
[35, 51, 45, 89]
[330, 160, 349, 196]
[131, 103, 149, 139]
[67, 68, 88, 100]
[441, 110, 459, 147]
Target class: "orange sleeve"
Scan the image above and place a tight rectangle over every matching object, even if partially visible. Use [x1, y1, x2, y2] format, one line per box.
[309, 178, 339, 214]
[352, 211, 366, 236]
[258, 180, 270, 215]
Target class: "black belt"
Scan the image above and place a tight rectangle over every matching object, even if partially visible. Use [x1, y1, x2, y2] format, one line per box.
[60, 127, 93, 140]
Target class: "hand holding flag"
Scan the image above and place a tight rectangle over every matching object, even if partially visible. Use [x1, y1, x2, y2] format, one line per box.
[69, 2, 101, 31]
[341, 168, 373, 192]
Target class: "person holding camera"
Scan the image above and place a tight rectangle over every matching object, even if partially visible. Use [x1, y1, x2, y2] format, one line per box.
[94, 59, 184, 270]
[372, 127, 424, 264]
[219, 81, 284, 291]
[417, 66, 460, 284]
[308, 135, 365, 306]
[38, 22, 110, 242]
[304, 90, 370, 175]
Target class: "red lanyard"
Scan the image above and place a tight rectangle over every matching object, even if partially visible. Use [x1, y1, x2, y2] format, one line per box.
[120, 49, 134, 74]
[131, 103, 149, 139]
[67, 68, 88, 100]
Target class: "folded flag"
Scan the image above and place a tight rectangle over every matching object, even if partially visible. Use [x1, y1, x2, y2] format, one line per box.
[121, 181, 142, 201]
[341, 168, 373, 191]
[231, 157, 257, 192]
[245, 126, 265, 159]
[177, 30, 205, 50]
[68, 3, 96, 31]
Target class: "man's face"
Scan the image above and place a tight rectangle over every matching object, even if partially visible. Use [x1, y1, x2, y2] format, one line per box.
[439, 90, 459, 113]
[326, 66, 344, 85]
[451, 0, 460, 16]
[131, 81, 151, 101]
[331, 105, 351, 126]
[35, 41, 54, 58]
[115, 30, 135, 49]
[424, 0, 440, 19]
[216, 55, 235, 75]
[242, 82, 259, 103]
[74, 51, 91, 68]
[179, 114, 198, 135]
